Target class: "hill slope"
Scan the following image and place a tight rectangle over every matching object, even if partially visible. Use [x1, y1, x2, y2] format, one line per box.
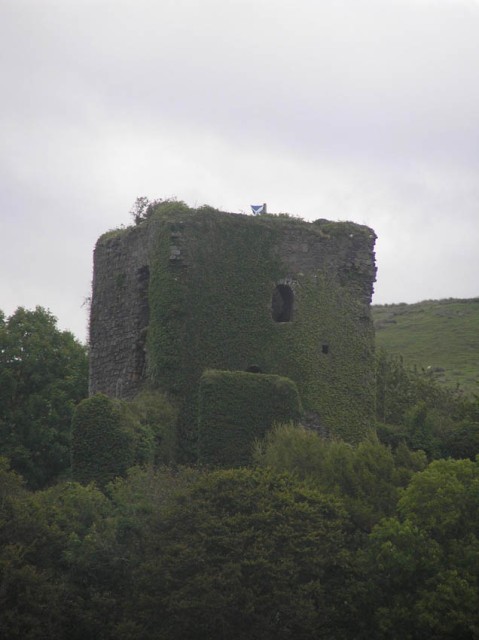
[373, 298, 479, 395]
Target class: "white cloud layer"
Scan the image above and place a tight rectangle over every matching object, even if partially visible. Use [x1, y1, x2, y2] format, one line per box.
[1, 0, 478, 341]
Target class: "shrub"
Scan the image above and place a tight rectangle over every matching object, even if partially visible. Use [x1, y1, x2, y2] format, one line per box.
[71, 394, 134, 487]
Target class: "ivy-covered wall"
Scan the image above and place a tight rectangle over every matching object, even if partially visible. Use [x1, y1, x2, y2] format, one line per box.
[90, 203, 377, 457]
[198, 370, 302, 466]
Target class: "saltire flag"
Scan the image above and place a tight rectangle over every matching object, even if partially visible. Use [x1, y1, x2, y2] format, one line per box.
[251, 204, 265, 215]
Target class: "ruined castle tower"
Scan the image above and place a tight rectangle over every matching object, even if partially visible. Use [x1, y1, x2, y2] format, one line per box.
[89, 202, 377, 445]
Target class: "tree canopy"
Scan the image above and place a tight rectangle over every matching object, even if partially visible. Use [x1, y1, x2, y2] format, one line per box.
[0, 307, 88, 488]
[2, 304, 479, 638]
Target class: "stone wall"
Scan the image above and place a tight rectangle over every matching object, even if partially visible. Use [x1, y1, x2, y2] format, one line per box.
[89, 204, 377, 446]
[89, 224, 150, 398]
[276, 221, 376, 305]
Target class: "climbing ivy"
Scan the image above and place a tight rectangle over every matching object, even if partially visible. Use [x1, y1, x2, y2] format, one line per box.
[198, 370, 302, 466]
[114, 202, 375, 459]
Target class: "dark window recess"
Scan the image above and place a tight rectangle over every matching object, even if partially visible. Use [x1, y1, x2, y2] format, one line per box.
[137, 265, 150, 287]
[271, 284, 294, 322]
[321, 344, 329, 354]
[246, 364, 262, 373]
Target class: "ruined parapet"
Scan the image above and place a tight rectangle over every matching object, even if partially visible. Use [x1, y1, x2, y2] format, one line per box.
[89, 203, 377, 450]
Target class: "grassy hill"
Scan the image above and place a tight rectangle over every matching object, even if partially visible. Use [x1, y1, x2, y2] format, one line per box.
[372, 298, 479, 395]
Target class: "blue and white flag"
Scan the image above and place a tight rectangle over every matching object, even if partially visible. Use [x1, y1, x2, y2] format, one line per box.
[251, 204, 265, 215]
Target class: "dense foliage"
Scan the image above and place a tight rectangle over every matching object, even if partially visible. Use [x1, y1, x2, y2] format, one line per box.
[0, 307, 87, 488]
[254, 424, 427, 532]
[376, 349, 479, 461]
[2, 447, 479, 639]
[360, 457, 479, 639]
[126, 468, 354, 639]
[71, 393, 135, 486]
[72, 391, 177, 486]
[3, 300, 479, 637]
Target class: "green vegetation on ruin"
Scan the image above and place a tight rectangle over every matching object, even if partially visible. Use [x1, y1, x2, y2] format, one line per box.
[142, 201, 375, 457]
[198, 370, 302, 466]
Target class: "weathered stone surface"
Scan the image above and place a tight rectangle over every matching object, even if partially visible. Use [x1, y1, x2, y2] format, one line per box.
[89, 225, 150, 398]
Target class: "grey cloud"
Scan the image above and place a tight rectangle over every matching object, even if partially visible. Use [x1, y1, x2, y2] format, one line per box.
[1, 0, 478, 340]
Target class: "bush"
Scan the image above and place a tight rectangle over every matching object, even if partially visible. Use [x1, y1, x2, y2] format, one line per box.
[255, 424, 427, 531]
[71, 394, 135, 487]
[127, 390, 178, 465]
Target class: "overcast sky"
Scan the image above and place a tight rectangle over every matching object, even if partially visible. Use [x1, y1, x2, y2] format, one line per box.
[1, 0, 478, 343]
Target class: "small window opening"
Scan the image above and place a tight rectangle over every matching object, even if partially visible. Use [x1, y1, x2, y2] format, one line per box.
[321, 344, 329, 354]
[246, 364, 262, 373]
[271, 284, 294, 322]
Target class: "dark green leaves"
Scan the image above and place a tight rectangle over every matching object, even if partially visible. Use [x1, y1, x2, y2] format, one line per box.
[0, 307, 87, 488]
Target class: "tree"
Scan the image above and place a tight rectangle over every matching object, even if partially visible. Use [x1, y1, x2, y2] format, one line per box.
[127, 390, 178, 465]
[129, 196, 183, 225]
[375, 349, 471, 460]
[71, 394, 135, 487]
[361, 458, 479, 639]
[0, 466, 118, 640]
[129, 196, 151, 224]
[254, 423, 426, 532]
[0, 307, 88, 488]
[71, 392, 178, 487]
[443, 420, 479, 460]
[126, 468, 354, 640]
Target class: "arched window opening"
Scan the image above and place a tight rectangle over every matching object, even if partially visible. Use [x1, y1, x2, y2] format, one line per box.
[271, 284, 294, 322]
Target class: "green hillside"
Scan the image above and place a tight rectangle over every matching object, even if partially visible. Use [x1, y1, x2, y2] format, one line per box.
[373, 298, 479, 395]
